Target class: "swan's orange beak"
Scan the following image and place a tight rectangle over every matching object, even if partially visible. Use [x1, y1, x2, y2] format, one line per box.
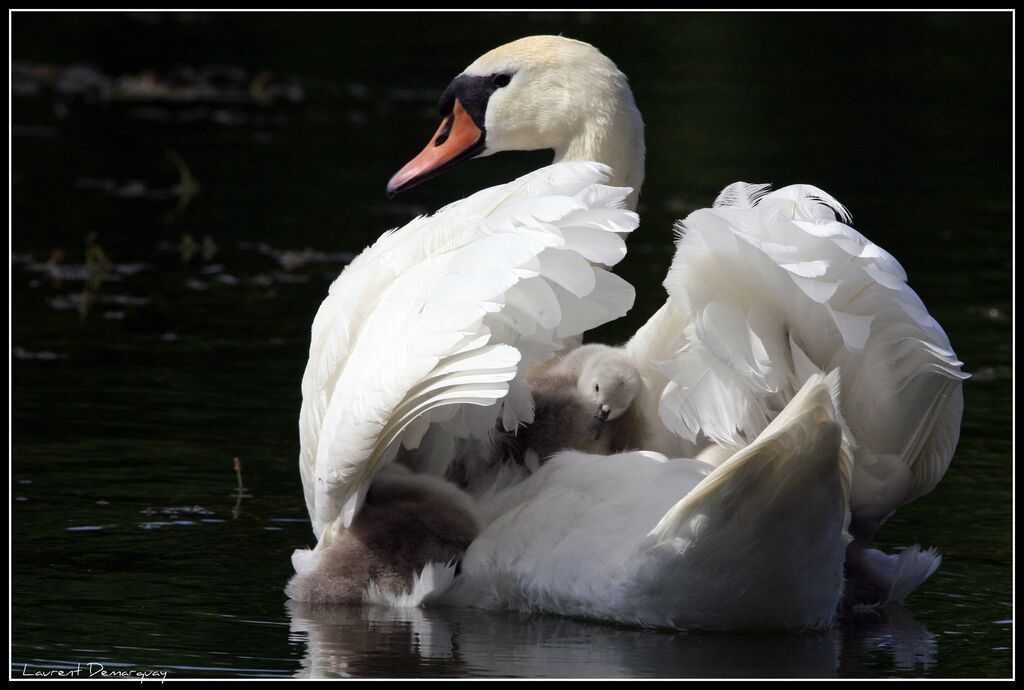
[386, 99, 485, 197]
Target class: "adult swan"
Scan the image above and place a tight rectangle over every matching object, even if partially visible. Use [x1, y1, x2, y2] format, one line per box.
[291, 36, 965, 628]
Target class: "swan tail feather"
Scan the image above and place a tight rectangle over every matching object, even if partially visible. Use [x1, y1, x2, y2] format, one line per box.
[847, 545, 942, 609]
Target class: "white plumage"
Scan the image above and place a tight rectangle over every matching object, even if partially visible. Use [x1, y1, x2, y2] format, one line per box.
[442, 372, 852, 630]
[626, 182, 967, 537]
[290, 35, 964, 628]
[298, 161, 637, 546]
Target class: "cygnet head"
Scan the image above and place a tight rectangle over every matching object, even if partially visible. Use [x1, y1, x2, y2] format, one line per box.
[386, 35, 645, 203]
[577, 351, 641, 425]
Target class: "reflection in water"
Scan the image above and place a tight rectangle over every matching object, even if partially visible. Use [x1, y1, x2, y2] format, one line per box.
[838, 607, 938, 675]
[287, 601, 937, 678]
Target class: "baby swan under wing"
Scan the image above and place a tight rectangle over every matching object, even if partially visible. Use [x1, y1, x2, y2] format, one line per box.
[286, 465, 481, 605]
[508, 344, 645, 468]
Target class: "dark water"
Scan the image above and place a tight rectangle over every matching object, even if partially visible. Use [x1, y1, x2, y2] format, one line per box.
[11, 12, 1012, 679]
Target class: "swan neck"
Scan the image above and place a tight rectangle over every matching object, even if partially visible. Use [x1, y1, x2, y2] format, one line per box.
[552, 91, 645, 211]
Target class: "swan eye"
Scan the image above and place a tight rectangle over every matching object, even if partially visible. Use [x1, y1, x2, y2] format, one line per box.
[594, 384, 600, 393]
[493, 74, 511, 88]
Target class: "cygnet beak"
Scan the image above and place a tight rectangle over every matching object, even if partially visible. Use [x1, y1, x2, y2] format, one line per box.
[592, 404, 611, 439]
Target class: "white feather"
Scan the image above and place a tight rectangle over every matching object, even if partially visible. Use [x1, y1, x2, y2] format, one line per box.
[298, 162, 638, 544]
[628, 182, 965, 532]
[362, 561, 460, 608]
[444, 375, 851, 630]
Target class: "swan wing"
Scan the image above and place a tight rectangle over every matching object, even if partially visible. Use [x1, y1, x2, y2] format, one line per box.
[631, 182, 966, 525]
[299, 162, 638, 541]
[641, 372, 851, 629]
[649, 370, 852, 543]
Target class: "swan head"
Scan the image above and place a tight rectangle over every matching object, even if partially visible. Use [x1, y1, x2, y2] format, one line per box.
[387, 35, 644, 198]
[577, 351, 641, 430]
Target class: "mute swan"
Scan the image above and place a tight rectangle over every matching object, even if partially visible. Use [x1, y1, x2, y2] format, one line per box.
[292, 35, 964, 626]
[380, 35, 966, 596]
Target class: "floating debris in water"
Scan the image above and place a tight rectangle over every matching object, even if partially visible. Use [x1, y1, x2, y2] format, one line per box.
[967, 306, 1008, 322]
[140, 505, 215, 517]
[74, 177, 174, 199]
[12, 61, 305, 106]
[236, 241, 353, 270]
[17, 246, 151, 290]
[13, 347, 67, 361]
[176, 232, 217, 263]
[164, 149, 200, 225]
[138, 520, 197, 529]
[60, 231, 116, 320]
[22, 258, 150, 285]
[49, 293, 149, 311]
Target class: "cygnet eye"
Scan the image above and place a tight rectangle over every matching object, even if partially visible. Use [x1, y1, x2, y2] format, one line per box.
[493, 73, 512, 87]
[594, 383, 600, 392]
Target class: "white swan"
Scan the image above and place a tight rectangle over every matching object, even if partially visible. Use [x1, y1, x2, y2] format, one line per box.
[292, 35, 965, 626]
[381, 34, 966, 583]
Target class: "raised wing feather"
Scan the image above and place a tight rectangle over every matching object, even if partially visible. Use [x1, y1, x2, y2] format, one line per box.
[633, 182, 966, 527]
[299, 162, 638, 543]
